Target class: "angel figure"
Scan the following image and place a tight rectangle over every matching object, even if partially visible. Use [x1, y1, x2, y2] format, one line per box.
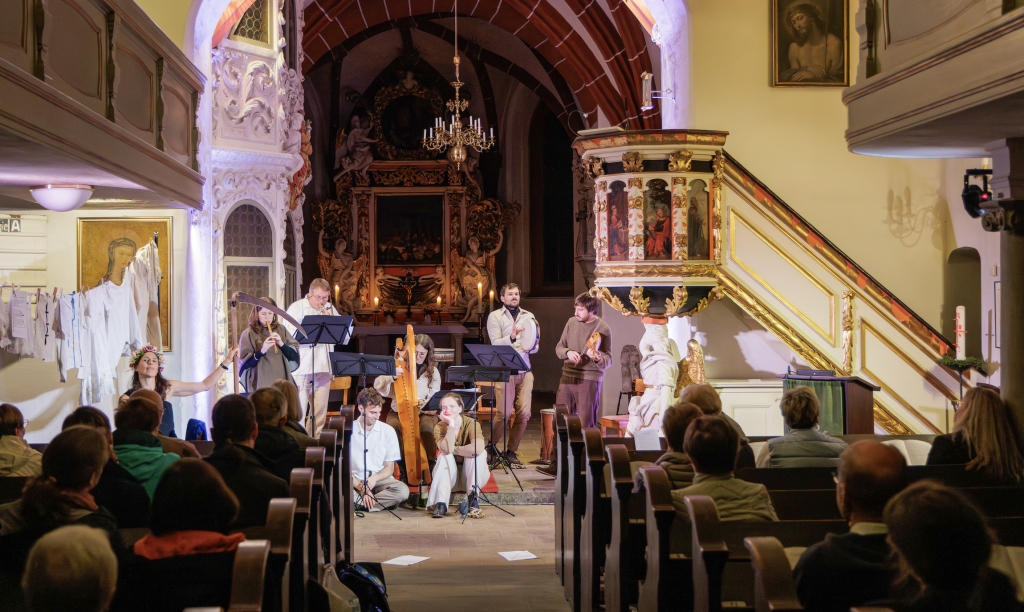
[334, 115, 378, 181]
[452, 233, 504, 323]
[676, 339, 706, 392]
[318, 230, 365, 315]
[625, 322, 681, 436]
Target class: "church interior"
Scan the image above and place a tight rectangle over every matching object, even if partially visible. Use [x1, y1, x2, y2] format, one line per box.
[2, 0, 1024, 610]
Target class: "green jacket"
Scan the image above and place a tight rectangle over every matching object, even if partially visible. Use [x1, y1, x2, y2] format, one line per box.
[113, 428, 179, 497]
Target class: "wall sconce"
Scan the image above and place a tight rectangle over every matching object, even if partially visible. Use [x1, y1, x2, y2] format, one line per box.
[641, 72, 673, 111]
[30, 184, 94, 212]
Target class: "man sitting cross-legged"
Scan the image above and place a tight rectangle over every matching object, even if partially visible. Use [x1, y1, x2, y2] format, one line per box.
[793, 440, 907, 612]
[350, 389, 409, 511]
[426, 393, 490, 518]
[671, 416, 778, 522]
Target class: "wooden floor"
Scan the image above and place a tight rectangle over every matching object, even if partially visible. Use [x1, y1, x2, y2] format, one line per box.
[353, 393, 568, 611]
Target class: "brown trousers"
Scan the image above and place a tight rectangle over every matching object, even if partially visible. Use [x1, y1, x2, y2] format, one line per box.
[556, 377, 603, 429]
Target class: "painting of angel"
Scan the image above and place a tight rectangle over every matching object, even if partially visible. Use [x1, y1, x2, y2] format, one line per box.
[608, 180, 629, 261]
[643, 179, 671, 260]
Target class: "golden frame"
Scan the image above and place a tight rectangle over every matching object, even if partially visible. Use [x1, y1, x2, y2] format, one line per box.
[77, 217, 172, 351]
[772, 0, 850, 87]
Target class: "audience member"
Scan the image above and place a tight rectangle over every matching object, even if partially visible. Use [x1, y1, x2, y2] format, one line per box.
[680, 384, 756, 468]
[22, 525, 118, 612]
[205, 394, 289, 528]
[0, 404, 42, 477]
[251, 387, 306, 479]
[62, 407, 150, 529]
[113, 396, 180, 497]
[270, 379, 317, 448]
[350, 389, 409, 511]
[128, 390, 200, 459]
[875, 480, 1019, 612]
[671, 416, 778, 522]
[653, 401, 702, 489]
[794, 440, 907, 612]
[757, 385, 847, 468]
[0, 427, 123, 584]
[927, 387, 1024, 481]
[426, 393, 490, 518]
[112, 459, 252, 612]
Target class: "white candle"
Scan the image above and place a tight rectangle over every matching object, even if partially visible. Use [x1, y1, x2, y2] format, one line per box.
[955, 305, 966, 360]
[423, 128, 427, 139]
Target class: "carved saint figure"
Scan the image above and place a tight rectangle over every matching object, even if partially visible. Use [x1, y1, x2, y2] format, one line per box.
[676, 339, 707, 392]
[334, 114, 378, 180]
[780, 3, 843, 83]
[318, 230, 364, 315]
[626, 322, 681, 435]
[456, 233, 504, 323]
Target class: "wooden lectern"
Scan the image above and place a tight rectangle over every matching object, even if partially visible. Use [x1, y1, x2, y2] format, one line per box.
[782, 375, 880, 434]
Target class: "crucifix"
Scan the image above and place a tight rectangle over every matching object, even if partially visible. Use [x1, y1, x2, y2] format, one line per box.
[398, 271, 418, 318]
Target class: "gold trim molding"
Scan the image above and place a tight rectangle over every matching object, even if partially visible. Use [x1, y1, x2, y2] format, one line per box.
[874, 401, 914, 435]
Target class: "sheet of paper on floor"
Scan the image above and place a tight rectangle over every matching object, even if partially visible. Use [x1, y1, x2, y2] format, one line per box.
[498, 551, 538, 561]
[383, 555, 430, 566]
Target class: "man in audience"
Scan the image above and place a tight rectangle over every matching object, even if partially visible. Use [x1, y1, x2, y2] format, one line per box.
[680, 384, 756, 468]
[793, 440, 907, 612]
[113, 397, 180, 497]
[21, 524, 118, 612]
[652, 401, 703, 489]
[0, 404, 42, 477]
[671, 416, 778, 522]
[350, 389, 409, 511]
[251, 387, 306, 480]
[756, 385, 847, 468]
[62, 407, 151, 528]
[127, 390, 200, 459]
[205, 394, 289, 528]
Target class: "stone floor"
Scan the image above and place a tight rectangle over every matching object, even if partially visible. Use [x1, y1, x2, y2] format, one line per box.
[353, 392, 568, 612]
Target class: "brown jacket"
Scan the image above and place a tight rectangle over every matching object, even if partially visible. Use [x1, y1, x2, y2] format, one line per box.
[433, 416, 486, 458]
[156, 434, 200, 459]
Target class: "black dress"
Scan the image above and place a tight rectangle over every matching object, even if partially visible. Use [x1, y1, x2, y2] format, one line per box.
[926, 432, 975, 466]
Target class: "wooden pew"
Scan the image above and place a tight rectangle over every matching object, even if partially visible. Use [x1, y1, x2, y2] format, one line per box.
[228, 539, 271, 612]
[289, 467, 313, 612]
[327, 411, 354, 566]
[318, 429, 338, 567]
[192, 440, 216, 457]
[637, 465, 686, 612]
[0, 477, 27, 504]
[305, 447, 326, 581]
[241, 498, 296, 612]
[581, 430, 666, 612]
[744, 537, 803, 612]
[562, 414, 585, 612]
[554, 404, 569, 585]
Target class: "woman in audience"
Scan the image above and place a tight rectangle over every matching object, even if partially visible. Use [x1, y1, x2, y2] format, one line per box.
[119, 344, 238, 437]
[880, 479, 1020, 612]
[756, 385, 847, 468]
[926, 387, 1024, 481]
[652, 401, 703, 489]
[270, 379, 316, 447]
[0, 403, 42, 477]
[22, 525, 118, 612]
[112, 459, 249, 612]
[112, 396, 180, 497]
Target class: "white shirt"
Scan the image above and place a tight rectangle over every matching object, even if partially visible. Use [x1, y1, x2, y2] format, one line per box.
[486, 306, 539, 370]
[374, 366, 441, 405]
[349, 418, 401, 477]
[102, 277, 144, 370]
[282, 298, 340, 376]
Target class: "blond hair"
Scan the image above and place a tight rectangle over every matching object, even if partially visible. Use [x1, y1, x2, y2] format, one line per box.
[271, 379, 303, 423]
[22, 525, 117, 612]
[308, 278, 330, 294]
[955, 387, 1024, 481]
[781, 385, 820, 429]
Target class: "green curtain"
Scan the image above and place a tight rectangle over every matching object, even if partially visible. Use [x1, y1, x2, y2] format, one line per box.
[784, 378, 844, 435]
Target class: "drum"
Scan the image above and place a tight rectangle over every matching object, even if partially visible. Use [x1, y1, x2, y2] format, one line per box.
[519, 316, 541, 353]
[540, 408, 557, 462]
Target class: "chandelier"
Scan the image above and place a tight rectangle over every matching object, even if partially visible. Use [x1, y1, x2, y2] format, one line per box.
[422, 0, 494, 169]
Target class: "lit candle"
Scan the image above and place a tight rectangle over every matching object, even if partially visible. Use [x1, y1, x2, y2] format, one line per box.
[374, 296, 379, 310]
[489, 289, 494, 313]
[477, 282, 483, 314]
[422, 128, 426, 140]
[335, 284, 339, 302]
[490, 126, 494, 139]
[955, 305, 966, 360]
[437, 295, 442, 307]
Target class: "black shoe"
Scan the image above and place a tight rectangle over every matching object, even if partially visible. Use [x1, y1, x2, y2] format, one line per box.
[505, 451, 525, 469]
[536, 463, 557, 477]
[431, 503, 447, 518]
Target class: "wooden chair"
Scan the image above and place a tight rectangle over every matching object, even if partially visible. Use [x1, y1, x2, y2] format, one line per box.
[288, 467, 313, 612]
[305, 447, 326, 581]
[744, 537, 802, 612]
[228, 539, 271, 612]
[562, 414, 585, 612]
[330, 376, 352, 404]
[241, 498, 296, 612]
[318, 429, 338, 566]
[554, 404, 569, 585]
[0, 477, 28, 504]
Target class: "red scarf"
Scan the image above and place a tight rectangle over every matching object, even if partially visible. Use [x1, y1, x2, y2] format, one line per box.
[133, 530, 246, 560]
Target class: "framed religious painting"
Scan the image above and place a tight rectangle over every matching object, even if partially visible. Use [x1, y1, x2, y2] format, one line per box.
[772, 0, 849, 87]
[78, 217, 173, 351]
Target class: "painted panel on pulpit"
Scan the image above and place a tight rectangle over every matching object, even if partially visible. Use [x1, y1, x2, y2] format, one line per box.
[687, 180, 710, 260]
[643, 178, 671, 260]
[608, 180, 629, 261]
[375, 194, 444, 265]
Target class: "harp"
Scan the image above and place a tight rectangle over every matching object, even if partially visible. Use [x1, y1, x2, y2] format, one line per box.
[393, 324, 430, 485]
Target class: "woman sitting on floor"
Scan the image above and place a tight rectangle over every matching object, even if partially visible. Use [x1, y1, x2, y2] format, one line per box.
[426, 393, 489, 519]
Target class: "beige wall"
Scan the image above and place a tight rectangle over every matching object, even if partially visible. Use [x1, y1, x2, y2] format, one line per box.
[134, 0, 193, 49]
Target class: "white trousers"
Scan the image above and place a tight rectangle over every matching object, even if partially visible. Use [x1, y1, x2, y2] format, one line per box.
[295, 372, 332, 436]
[427, 452, 491, 508]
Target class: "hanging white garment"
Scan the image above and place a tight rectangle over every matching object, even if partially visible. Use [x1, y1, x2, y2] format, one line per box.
[130, 241, 163, 348]
[0, 288, 9, 350]
[56, 292, 88, 383]
[7, 290, 35, 358]
[78, 288, 116, 406]
[102, 276, 143, 371]
[33, 292, 57, 362]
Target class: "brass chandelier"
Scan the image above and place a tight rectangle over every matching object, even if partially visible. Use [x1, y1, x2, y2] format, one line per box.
[421, 0, 494, 169]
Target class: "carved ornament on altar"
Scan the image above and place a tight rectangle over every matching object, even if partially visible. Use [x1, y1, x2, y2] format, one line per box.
[372, 77, 444, 161]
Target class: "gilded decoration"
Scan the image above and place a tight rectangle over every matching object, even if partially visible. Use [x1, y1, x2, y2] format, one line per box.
[874, 402, 915, 435]
[371, 82, 444, 161]
[713, 150, 725, 181]
[668, 150, 693, 172]
[593, 262, 720, 278]
[664, 286, 689, 315]
[594, 237, 607, 250]
[672, 177, 685, 188]
[587, 156, 605, 179]
[628, 235, 644, 247]
[673, 234, 685, 247]
[628, 286, 650, 314]
[627, 178, 643, 190]
[842, 291, 854, 375]
[571, 129, 728, 156]
[356, 193, 371, 307]
[628, 196, 643, 209]
[679, 286, 724, 317]
[622, 151, 644, 173]
[597, 181, 607, 193]
[370, 165, 447, 187]
[589, 286, 628, 316]
[449, 198, 521, 319]
[596, 200, 608, 213]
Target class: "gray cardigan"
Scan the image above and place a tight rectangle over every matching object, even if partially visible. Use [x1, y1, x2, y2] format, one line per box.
[761, 428, 848, 468]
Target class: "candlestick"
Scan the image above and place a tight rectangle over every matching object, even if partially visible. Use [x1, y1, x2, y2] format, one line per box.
[955, 305, 966, 360]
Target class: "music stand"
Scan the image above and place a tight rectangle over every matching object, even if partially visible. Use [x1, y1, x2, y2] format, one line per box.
[422, 389, 479, 414]
[293, 315, 354, 435]
[329, 352, 401, 521]
[465, 344, 529, 486]
[447, 366, 516, 517]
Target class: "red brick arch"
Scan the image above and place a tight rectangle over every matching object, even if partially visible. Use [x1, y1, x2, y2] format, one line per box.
[303, 0, 659, 129]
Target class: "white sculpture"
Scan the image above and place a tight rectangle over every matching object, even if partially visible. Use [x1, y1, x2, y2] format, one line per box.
[626, 321, 681, 436]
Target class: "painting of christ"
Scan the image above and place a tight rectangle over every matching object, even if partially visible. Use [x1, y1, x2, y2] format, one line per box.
[643, 179, 671, 261]
[687, 179, 710, 260]
[773, 0, 849, 87]
[607, 181, 629, 261]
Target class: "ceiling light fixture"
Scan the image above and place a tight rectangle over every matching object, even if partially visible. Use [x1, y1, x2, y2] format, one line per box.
[29, 184, 94, 212]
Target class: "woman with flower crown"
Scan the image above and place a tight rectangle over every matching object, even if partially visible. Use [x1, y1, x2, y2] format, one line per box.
[119, 345, 239, 437]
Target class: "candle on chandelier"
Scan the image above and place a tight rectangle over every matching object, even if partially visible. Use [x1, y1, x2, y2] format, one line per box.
[955, 305, 966, 360]
[422, 129, 426, 140]
[429, 127, 433, 138]
[490, 126, 494, 139]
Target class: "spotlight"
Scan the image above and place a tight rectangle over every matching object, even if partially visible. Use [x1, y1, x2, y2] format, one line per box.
[962, 169, 993, 218]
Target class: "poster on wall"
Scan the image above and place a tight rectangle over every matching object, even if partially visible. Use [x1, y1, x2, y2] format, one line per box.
[78, 218, 172, 351]
[772, 0, 849, 87]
